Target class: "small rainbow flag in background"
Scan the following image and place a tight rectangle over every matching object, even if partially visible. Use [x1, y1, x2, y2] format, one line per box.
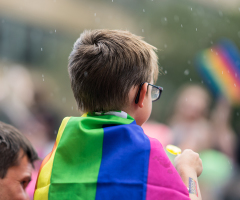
[34, 111, 189, 200]
[195, 39, 240, 106]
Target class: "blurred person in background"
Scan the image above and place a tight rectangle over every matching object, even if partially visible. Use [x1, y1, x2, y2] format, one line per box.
[221, 135, 240, 200]
[0, 64, 62, 152]
[213, 100, 239, 200]
[0, 65, 62, 199]
[168, 84, 212, 153]
[0, 121, 38, 200]
[210, 98, 236, 160]
[168, 84, 236, 200]
[0, 65, 36, 129]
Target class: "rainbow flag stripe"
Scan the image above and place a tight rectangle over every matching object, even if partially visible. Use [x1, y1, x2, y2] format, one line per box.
[195, 40, 240, 105]
[34, 111, 189, 200]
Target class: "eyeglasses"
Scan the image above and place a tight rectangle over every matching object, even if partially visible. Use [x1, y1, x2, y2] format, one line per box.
[135, 82, 163, 104]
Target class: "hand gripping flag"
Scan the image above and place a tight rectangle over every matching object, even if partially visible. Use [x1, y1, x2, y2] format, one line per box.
[34, 111, 189, 200]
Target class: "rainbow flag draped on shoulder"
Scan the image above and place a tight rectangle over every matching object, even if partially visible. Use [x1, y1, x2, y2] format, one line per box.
[34, 111, 189, 200]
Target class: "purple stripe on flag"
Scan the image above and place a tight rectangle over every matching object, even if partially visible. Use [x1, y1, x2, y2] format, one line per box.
[146, 137, 190, 200]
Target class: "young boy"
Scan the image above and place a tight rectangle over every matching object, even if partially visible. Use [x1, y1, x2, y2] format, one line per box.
[34, 30, 203, 200]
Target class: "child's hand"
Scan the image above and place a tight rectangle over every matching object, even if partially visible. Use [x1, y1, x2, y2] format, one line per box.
[174, 149, 203, 177]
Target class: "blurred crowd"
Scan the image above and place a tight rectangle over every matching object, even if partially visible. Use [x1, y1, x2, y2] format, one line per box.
[143, 84, 239, 200]
[0, 64, 239, 199]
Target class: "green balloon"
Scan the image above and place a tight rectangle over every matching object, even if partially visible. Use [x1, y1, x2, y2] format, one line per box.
[198, 150, 232, 186]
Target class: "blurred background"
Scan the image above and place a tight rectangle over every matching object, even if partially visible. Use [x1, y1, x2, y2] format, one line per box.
[0, 0, 240, 199]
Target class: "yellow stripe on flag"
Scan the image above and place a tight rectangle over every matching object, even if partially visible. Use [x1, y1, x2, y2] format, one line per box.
[34, 117, 71, 200]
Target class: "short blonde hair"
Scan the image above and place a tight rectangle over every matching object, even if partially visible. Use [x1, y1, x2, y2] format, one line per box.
[68, 29, 159, 112]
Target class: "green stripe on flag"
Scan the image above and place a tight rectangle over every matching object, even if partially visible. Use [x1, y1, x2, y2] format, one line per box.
[48, 117, 104, 200]
[47, 112, 134, 200]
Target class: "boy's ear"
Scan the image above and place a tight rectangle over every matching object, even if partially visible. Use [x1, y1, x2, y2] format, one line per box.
[137, 83, 148, 108]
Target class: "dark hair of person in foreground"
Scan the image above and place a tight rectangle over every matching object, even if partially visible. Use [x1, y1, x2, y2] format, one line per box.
[0, 121, 38, 178]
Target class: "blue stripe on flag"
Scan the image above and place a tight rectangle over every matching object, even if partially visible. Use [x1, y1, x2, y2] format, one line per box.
[95, 121, 150, 200]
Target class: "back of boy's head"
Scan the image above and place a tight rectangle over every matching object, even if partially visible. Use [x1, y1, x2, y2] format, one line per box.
[68, 29, 158, 112]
